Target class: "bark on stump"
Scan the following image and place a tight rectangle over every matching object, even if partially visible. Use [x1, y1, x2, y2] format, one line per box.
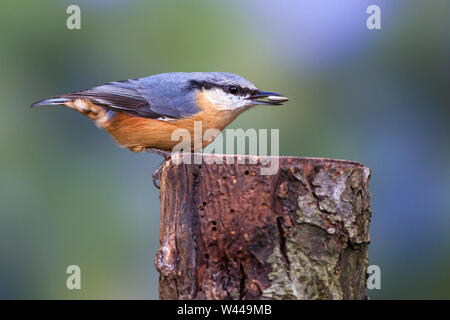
[155, 154, 372, 300]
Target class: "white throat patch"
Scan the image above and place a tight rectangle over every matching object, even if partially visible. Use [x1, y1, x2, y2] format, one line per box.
[203, 88, 249, 110]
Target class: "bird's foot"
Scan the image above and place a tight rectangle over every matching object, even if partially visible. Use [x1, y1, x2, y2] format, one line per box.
[152, 160, 167, 189]
[147, 148, 172, 189]
[147, 148, 172, 160]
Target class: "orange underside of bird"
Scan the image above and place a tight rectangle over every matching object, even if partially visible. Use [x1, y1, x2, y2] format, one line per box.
[65, 94, 240, 152]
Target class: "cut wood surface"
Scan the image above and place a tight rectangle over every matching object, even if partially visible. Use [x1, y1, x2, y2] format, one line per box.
[154, 154, 372, 300]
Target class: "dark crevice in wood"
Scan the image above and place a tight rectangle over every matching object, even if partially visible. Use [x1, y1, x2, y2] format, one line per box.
[276, 216, 290, 270]
[239, 263, 246, 300]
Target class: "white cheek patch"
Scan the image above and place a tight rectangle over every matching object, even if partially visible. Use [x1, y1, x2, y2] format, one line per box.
[204, 88, 248, 110]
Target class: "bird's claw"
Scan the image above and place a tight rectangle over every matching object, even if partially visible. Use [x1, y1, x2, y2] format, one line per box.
[151, 157, 169, 189]
[152, 170, 161, 189]
[147, 148, 171, 160]
[146, 148, 172, 189]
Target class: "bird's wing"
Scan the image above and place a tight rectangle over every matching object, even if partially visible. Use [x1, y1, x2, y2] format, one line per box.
[55, 79, 197, 120]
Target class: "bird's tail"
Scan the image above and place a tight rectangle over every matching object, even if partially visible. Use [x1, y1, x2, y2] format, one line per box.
[30, 97, 71, 108]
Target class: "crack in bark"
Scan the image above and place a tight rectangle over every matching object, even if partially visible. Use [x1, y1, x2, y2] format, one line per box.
[276, 216, 291, 272]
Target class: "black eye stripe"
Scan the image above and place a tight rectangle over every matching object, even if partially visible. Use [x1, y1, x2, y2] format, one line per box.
[188, 80, 257, 96]
[222, 85, 254, 96]
[187, 80, 213, 90]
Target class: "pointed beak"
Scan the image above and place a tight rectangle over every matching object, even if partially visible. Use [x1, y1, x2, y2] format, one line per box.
[249, 90, 289, 105]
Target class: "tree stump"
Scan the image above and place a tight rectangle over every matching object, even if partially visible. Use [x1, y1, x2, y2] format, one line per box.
[154, 154, 372, 300]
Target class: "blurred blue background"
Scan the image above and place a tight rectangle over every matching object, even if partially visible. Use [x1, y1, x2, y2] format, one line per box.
[0, 0, 449, 299]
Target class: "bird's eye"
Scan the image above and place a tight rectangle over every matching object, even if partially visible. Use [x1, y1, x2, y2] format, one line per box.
[229, 86, 238, 94]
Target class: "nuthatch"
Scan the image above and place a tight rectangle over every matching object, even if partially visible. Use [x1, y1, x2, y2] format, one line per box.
[31, 72, 288, 187]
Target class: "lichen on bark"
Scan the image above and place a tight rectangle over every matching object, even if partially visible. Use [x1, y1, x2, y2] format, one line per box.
[262, 163, 371, 299]
[157, 155, 372, 300]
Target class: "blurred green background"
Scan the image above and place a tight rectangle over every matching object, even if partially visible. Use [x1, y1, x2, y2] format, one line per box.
[0, 0, 449, 299]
